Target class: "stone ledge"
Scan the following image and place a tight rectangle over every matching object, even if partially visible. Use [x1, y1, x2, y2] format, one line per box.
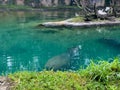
[38, 19, 120, 28]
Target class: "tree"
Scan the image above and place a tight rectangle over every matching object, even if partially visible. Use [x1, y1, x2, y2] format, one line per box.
[110, 0, 117, 17]
[74, 0, 97, 21]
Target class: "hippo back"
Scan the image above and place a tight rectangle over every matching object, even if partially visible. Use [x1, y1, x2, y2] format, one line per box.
[45, 45, 81, 71]
[45, 53, 71, 71]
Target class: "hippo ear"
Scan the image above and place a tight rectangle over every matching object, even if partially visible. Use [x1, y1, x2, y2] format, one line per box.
[67, 45, 82, 53]
[67, 47, 74, 54]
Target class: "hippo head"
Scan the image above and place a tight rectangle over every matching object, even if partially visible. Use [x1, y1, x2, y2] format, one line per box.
[68, 45, 81, 60]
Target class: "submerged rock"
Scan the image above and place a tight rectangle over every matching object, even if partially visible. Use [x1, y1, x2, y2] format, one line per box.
[45, 45, 81, 71]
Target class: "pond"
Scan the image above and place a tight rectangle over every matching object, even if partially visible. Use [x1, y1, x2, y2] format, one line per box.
[0, 10, 120, 75]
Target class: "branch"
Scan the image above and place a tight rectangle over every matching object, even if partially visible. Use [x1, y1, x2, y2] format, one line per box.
[74, 0, 81, 9]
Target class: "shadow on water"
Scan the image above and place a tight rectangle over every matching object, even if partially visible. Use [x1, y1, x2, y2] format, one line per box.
[36, 29, 59, 34]
[97, 37, 120, 63]
[98, 37, 120, 50]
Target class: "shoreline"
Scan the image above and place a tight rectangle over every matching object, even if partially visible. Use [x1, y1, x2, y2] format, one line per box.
[1, 59, 120, 90]
[38, 19, 120, 28]
[0, 6, 79, 12]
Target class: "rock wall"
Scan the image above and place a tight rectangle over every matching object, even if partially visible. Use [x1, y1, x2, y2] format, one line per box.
[0, 0, 120, 7]
[16, 0, 24, 5]
[0, 0, 72, 7]
[38, 0, 106, 7]
[40, 0, 52, 7]
[116, 1, 120, 6]
[1, 0, 8, 5]
[40, 0, 71, 7]
[90, 0, 105, 7]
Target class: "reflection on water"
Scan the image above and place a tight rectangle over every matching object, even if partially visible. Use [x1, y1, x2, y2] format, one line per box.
[7, 56, 13, 70]
[0, 10, 120, 74]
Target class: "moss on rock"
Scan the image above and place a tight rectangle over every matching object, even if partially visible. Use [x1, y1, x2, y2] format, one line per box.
[8, 58, 120, 90]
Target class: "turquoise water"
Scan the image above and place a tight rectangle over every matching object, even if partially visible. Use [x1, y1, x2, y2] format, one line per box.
[0, 10, 120, 74]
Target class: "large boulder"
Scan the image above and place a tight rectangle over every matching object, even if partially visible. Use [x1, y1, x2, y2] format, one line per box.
[40, 0, 53, 7]
[16, 0, 24, 5]
[64, 0, 71, 5]
[40, 0, 71, 7]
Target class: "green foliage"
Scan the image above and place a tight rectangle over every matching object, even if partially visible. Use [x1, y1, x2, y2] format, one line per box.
[9, 71, 86, 90]
[8, 58, 120, 90]
[70, 16, 85, 22]
[78, 58, 120, 89]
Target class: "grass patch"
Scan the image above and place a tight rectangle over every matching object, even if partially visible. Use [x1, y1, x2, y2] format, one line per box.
[79, 58, 120, 90]
[8, 58, 120, 90]
[70, 16, 85, 22]
[9, 71, 86, 90]
[70, 16, 109, 23]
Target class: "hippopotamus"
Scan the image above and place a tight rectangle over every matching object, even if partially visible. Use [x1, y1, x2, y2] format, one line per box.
[45, 45, 81, 71]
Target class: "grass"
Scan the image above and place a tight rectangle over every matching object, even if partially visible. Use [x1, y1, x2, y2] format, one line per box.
[70, 16, 85, 22]
[79, 58, 120, 90]
[8, 58, 120, 90]
[9, 71, 86, 90]
[70, 16, 110, 23]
